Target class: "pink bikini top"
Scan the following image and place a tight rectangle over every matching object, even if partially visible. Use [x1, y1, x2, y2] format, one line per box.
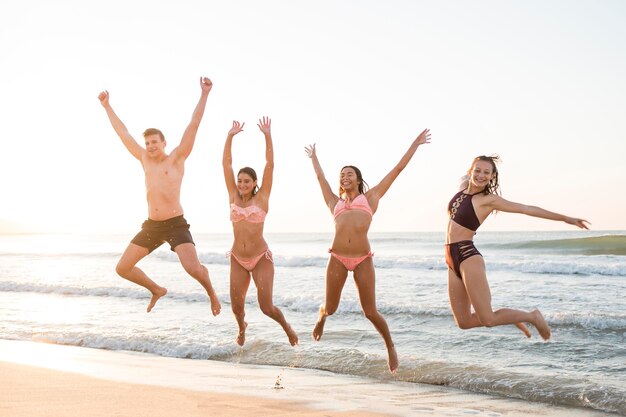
[230, 203, 267, 224]
[333, 194, 373, 219]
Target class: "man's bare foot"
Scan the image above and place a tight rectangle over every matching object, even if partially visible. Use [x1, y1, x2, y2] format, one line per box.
[236, 322, 248, 346]
[532, 309, 551, 340]
[515, 322, 532, 338]
[388, 345, 399, 373]
[312, 305, 326, 341]
[147, 287, 167, 312]
[209, 291, 221, 316]
[285, 324, 299, 346]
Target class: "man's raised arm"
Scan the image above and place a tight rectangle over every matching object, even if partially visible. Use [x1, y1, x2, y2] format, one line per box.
[175, 77, 212, 160]
[98, 90, 144, 160]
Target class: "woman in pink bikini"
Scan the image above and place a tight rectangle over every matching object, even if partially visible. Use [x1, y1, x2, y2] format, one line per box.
[446, 155, 589, 340]
[305, 128, 431, 373]
[223, 117, 298, 347]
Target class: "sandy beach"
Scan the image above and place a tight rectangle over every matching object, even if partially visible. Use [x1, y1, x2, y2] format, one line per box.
[0, 339, 615, 417]
[2, 361, 390, 417]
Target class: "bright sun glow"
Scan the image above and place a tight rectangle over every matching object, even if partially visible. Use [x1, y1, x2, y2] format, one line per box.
[1, 1, 625, 233]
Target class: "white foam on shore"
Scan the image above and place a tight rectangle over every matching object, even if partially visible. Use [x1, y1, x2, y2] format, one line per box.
[0, 339, 612, 417]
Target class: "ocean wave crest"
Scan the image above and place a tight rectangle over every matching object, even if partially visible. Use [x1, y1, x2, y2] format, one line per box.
[396, 358, 626, 415]
[485, 258, 626, 276]
[550, 311, 626, 330]
[3, 281, 624, 332]
[484, 235, 626, 256]
[0, 281, 217, 304]
[183, 250, 626, 276]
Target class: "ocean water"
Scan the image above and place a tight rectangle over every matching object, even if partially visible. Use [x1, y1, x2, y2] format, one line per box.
[0, 231, 625, 415]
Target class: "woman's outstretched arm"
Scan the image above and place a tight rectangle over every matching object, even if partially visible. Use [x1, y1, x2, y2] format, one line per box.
[487, 195, 590, 229]
[369, 128, 431, 200]
[257, 116, 274, 197]
[223, 121, 245, 199]
[305, 143, 339, 214]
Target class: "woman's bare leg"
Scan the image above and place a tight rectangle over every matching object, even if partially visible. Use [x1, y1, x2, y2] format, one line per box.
[312, 256, 348, 341]
[448, 266, 531, 337]
[252, 257, 299, 346]
[230, 256, 252, 346]
[353, 258, 398, 373]
[458, 256, 550, 340]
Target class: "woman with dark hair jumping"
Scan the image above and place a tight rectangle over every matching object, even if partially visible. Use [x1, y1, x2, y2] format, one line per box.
[223, 118, 298, 347]
[305, 128, 431, 372]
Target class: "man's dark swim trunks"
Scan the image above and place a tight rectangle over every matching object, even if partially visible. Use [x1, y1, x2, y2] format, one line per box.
[131, 215, 195, 253]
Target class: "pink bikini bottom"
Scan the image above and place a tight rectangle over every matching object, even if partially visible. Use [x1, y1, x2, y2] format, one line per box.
[328, 249, 373, 271]
[228, 249, 273, 272]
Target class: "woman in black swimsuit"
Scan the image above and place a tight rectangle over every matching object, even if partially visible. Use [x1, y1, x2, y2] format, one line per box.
[446, 155, 589, 340]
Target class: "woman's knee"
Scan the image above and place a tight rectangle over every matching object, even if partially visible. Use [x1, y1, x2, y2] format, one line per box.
[231, 303, 245, 317]
[115, 262, 131, 277]
[323, 304, 338, 316]
[363, 308, 381, 322]
[258, 302, 276, 317]
[475, 312, 496, 327]
[454, 317, 473, 330]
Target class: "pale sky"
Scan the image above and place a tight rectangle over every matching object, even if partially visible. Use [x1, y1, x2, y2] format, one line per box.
[1, 0, 625, 234]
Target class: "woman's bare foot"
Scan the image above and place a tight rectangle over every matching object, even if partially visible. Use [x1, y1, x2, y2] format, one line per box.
[236, 322, 248, 346]
[514, 322, 532, 338]
[532, 309, 551, 340]
[312, 305, 326, 341]
[147, 287, 167, 312]
[208, 291, 221, 316]
[285, 324, 299, 346]
[387, 345, 399, 373]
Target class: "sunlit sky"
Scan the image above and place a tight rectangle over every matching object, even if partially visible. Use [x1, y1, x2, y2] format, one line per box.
[1, 0, 625, 235]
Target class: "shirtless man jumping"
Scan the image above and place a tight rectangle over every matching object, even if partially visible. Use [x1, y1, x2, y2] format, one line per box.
[98, 77, 221, 315]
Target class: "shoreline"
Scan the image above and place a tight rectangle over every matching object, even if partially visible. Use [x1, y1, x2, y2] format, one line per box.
[0, 339, 614, 417]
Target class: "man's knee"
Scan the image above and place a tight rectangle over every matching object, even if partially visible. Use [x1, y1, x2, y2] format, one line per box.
[184, 263, 206, 279]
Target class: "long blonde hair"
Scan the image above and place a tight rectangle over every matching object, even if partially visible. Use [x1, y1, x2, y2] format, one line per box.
[469, 155, 501, 195]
